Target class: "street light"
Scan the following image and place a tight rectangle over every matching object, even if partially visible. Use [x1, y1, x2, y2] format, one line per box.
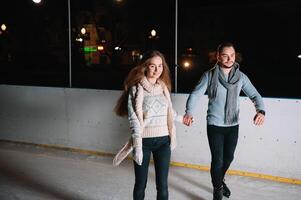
[32, 0, 42, 4]
[75, 38, 83, 42]
[114, 0, 125, 6]
[181, 47, 195, 69]
[114, 46, 121, 51]
[97, 45, 104, 51]
[80, 27, 86, 35]
[1, 24, 7, 32]
[151, 29, 156, 37]
[148, 29, 158, 39]
[183, 61, 191, 68]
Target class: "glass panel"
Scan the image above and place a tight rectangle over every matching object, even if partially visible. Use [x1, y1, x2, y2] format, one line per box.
[1, 0, 300, 98]
[0, 0, 69, 87]
[178, 1, 301, 98]
[70, 0, 175, 90]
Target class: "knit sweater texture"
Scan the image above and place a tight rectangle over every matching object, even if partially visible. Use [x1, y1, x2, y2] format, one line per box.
[186, 66, 265, 127]
[129, 77, 176, 138]
[113, 77, 182, 166]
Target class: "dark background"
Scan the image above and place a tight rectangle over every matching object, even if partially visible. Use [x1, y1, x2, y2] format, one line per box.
[0, 0, 300, 98]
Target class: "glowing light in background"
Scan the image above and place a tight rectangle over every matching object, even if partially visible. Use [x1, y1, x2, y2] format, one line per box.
[32, 0, 42, 4]
[75, 38, 83, 42]
[149, 29, 158, 39]
[151, 29, 156, 37]
[97, 45, 104, 51]
[80, 27, 86, 35]
[183, 61, 191, 68]
[1, 24, 7, 31]
[84, 47, 97, 53]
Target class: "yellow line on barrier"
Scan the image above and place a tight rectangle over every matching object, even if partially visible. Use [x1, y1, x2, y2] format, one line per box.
[1, 139, 300, 185]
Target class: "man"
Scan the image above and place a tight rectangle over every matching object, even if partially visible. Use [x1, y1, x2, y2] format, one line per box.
[183, 42, 265, 200]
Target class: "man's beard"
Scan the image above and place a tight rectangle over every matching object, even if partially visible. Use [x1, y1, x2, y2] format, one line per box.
[220, 63, 234, 69]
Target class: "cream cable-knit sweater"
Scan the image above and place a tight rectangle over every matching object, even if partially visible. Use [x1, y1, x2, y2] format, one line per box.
[113, 77, 182, 166]
[129, 77, 179, 138]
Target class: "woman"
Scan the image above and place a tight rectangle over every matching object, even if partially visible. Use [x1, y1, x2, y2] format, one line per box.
[113, 50, 183, 200]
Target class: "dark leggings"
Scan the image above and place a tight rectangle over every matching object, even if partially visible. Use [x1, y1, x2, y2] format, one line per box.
[207, 125, 239, 188]
[133, 136, 171, 200]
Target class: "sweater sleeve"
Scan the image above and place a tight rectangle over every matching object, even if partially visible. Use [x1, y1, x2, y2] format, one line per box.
[185, 72, 209, 116]
[164, 86, 183, 123]
[241, 72, 265, 112]
[172, 109, 183, 123]
[128, 86, 142, 140]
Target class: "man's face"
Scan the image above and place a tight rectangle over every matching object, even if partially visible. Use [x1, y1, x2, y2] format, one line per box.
[217, 46, 236, 68]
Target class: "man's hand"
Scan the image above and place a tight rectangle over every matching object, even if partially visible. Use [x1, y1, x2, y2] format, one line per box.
[253, 112, 265, 126]
[183, 114, 194, 126]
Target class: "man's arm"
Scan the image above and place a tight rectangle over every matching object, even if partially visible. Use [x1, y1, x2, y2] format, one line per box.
[184, 72, 209, 125]
[241, 73, 265, 126]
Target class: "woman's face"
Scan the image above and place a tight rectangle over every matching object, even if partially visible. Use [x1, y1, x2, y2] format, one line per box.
[145, 56, 163, 80]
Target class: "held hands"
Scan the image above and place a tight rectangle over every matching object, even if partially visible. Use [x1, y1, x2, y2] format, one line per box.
[253, 112, 265, 126]
[183, 114, 194, 126]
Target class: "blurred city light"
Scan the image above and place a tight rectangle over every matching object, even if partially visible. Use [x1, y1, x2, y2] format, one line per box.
[84, 47, 97, 53]
[75, 38, 83, 42]
[149, 29, 159, 39]
[298, 55, 301, 59]
[151, 29, 156, 37]
[80, 27, 86, 35]
[97, 45, 104, 51]
[183, 60, 191, 68]
[114, 46, 121, 51]
[114, 0, 125, 6]
[180, 48, 195, 69]
[131, 50, 141, 62]
[1, 24, 7, 31]
[32, 0, 42, 4]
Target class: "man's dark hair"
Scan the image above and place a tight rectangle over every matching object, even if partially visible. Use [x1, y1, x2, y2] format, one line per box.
[217, 42, 235, 54]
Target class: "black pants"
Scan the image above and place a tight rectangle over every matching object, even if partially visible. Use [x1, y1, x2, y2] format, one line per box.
[133, 136, 171, 200]
[207, 125, 239, 188]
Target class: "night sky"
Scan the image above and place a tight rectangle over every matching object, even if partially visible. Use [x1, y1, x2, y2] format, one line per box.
[0, 0, 300, 98]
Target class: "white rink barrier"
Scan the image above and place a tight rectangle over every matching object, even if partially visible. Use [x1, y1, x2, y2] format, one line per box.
[0, 85, 300, 183]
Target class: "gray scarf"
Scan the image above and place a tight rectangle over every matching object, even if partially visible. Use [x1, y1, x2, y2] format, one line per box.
[208, 62, 241, 124]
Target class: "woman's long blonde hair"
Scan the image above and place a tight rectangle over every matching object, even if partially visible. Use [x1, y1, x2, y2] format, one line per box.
[114, 50, 172, 117]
